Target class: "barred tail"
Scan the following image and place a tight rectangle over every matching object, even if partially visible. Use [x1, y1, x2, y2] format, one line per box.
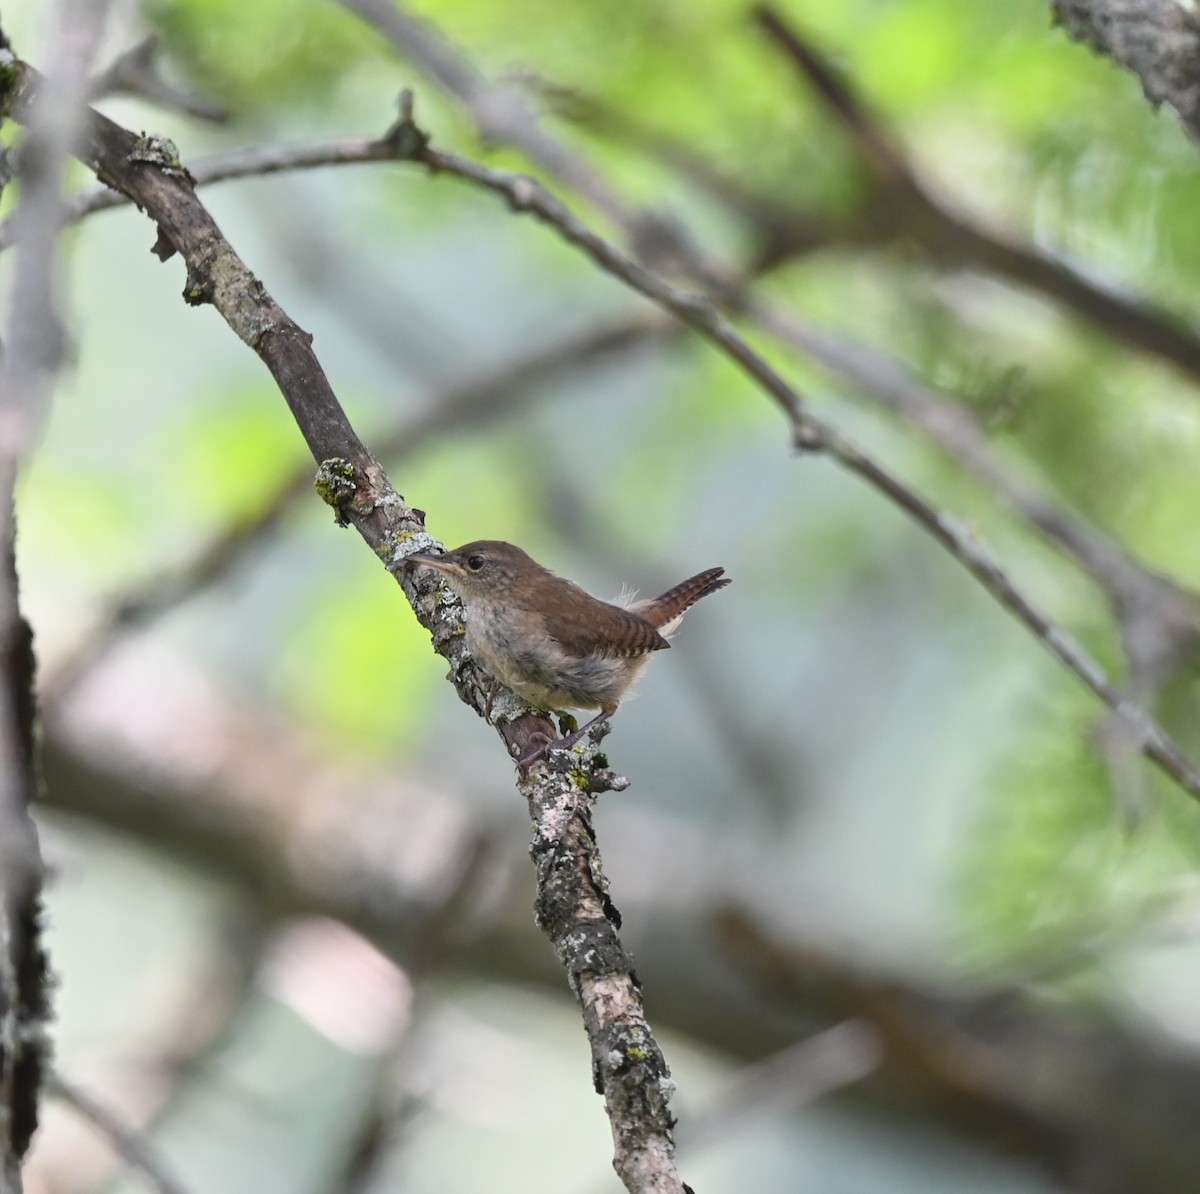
[635, 567, 730, 632]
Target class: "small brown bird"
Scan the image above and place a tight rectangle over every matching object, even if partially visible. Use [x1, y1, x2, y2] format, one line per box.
[408, 540, 730, 763]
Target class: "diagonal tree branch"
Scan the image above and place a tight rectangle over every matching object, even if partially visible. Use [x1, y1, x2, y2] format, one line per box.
[362, 97, 1200, 804]
[43, 315, 662, 703]
[47, 1076, 189, 1194]
[14, 21, 1199, 807]
[22, 50, 1196, 805]
[0, 49, 691, 1194]
[26, 120, 1199, 781]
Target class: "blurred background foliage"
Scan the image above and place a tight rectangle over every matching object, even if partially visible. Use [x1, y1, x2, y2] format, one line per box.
[7, 0, 1200, 1190]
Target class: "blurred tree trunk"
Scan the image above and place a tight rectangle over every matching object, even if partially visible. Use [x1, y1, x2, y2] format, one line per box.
[0, 487, 49, 1194]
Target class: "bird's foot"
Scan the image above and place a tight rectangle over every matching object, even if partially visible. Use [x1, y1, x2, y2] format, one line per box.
[516, 712, 612, 769]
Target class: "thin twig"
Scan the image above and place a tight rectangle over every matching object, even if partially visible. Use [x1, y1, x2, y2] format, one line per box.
[48, 1075, 189, 1194]
[0, 135, 401, 251]
[337, 0, 635, 226]
[377, 105, 1200, 802]
[88, 34, 230, 122]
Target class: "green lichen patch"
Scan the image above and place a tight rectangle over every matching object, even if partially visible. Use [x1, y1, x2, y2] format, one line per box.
[128, 133, 189, 177]
[0, 51, 21, 100]
[313, 457, 357, 526]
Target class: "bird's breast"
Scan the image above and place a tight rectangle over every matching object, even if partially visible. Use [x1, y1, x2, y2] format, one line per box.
[464, 601, 643, 712]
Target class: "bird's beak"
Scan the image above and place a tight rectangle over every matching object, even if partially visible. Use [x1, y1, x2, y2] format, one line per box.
[407, 552, 467, 576]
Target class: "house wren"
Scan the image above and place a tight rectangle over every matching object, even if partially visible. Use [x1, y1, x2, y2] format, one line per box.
[408, 540, 730, 763]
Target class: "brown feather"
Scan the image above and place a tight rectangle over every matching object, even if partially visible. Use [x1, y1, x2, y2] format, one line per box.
[635, 567, 730, 630]
[528, 579, 670, 659]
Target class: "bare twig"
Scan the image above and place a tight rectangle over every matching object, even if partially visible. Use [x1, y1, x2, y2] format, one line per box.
[371, 101, 1200, 803]
[88, 34, 230, 122]
[336, 0, 634, 227]
[0, 135, 402, 250]
[48, 1075, 189, 1194]
[678, 1021, 881, 1151]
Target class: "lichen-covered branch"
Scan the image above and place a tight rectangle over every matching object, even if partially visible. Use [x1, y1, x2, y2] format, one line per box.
[522, 755, 687, 1193]
[43, 316, 663, 704]
[0, 49, 691, 1194]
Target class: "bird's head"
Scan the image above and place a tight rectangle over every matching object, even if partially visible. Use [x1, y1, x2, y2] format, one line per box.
[407, 539, 541, 600]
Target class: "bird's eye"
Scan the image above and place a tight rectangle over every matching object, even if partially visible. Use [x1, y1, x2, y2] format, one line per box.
[467, 555, 485, 571]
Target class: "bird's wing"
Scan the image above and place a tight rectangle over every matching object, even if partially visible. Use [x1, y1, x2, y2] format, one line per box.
[535, 582, 670, 658]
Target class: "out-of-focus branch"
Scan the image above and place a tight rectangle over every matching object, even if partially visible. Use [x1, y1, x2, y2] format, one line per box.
[677, 1021, 881, 1152]
[338, 0, 724, 285]
[753, 309, 1200, 625]
[715, 905, 1200, 1194]
[338, 0, 635, 228]
[0, 4, 112, 1181]
[47, 1076, 189, 1194]
[529, 78, 861, 271]
[0, 54, 692, 1194]
[88, 34, 230, 123]
[318, 837, 496, 1194]
[37, 720, 1200, 1194]
[752, 4, 1200, 388]
[1049, 0, 1200, 143]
